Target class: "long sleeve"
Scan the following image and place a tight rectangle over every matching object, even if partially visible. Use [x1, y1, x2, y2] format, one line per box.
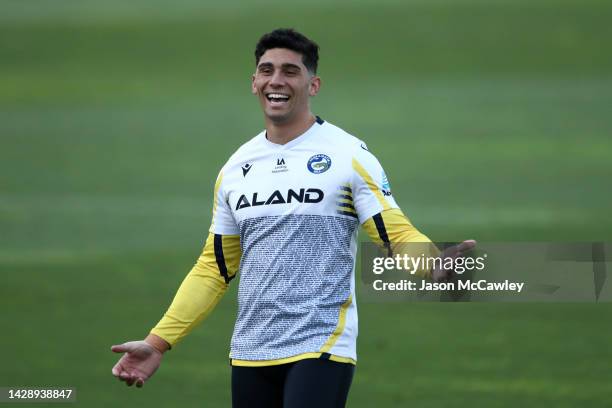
[362, 208, 439, 279]
[150, 168, 241, 347]
[350, 143, 439, 279]
[150, 232, 241, 347]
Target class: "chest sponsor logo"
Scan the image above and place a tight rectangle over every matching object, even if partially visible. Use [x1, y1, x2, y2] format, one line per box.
[235, 188, 324, 211]
[273, 157, 288, 173]
[307, 154, 332, 174]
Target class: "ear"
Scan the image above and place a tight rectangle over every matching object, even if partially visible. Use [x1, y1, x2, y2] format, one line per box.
[309, 76, 321, 97]
[251, 74, 257, 95]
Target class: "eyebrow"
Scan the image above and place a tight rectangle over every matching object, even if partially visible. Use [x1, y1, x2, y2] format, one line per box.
[257, 62, 302, 71]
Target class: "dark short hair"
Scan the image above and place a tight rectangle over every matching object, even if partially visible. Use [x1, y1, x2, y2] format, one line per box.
[255, 28, 319, 74]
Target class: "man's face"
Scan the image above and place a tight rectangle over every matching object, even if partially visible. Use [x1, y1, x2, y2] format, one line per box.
[252, 48, 320, 124]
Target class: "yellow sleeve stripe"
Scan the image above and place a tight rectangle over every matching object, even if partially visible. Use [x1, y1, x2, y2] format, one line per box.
[336, 184, 357, 217]
[352, 158, 390, 211]
[319, 294, 353, 353]
[340, 184, 353, 195]
[231, 353, 356, 367]
[337, 205, 357, 214]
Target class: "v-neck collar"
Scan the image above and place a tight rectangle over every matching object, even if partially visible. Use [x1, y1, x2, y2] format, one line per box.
[261, 116, 325, 150]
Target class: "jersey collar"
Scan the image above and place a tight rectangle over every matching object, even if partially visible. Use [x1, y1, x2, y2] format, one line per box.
[261, 116, 325, 150]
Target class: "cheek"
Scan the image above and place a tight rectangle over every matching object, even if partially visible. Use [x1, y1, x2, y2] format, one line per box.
[252, 79, 264, 94]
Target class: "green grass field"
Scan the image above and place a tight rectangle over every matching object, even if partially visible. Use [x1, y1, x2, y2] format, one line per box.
[1, 0, 611, 406]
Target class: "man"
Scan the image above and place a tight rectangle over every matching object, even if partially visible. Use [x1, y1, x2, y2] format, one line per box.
[111, 28, 475, 407]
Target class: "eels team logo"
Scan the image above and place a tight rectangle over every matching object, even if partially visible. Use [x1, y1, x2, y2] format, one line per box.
[307, 154, 332, 174]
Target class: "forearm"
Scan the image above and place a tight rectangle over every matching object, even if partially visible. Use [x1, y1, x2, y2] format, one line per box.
[363, 208, 440, 279]
[150, 266, 228, 347]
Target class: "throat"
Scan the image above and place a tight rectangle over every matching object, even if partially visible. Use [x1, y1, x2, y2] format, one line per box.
[265, 114, 317, 145]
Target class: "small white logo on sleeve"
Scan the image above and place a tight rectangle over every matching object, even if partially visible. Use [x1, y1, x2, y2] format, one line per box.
[382, 171, 392, 196]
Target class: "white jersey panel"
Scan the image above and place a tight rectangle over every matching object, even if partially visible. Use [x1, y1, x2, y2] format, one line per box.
[209, 170, 240, 235]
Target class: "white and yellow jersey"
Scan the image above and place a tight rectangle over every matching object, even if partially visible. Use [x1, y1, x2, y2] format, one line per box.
[151, 117, 438, 367]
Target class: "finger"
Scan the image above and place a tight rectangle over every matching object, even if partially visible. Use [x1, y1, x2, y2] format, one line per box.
[444, 240, 477, 259]
[126, 377, 136, 387]
[111, 343, 132, 354]
[442, 245, 461, 259]
[435, 269, 451, 283]
[135, 378, 145, 388]
[111, 362, 122, 377]
[456, 239, 477, 254]
[119, 371, 131, 382]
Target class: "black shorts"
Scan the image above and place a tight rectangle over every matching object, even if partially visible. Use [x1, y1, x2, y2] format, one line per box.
[231, 358, 355, 408]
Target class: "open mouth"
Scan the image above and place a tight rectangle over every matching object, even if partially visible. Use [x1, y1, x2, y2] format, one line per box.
[265, 93, 291, 105]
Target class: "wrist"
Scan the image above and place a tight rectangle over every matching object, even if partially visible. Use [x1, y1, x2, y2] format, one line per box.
[145, 333, 171, 354]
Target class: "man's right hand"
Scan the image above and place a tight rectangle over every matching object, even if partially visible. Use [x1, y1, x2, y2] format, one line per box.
[111, 338, 166, 388]
[431, 240, 477, 282]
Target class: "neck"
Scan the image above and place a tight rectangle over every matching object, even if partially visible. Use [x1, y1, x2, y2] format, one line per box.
[265, 111, 316, 145]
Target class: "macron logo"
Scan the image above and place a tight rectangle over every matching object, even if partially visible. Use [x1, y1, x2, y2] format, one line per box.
[242, 163, 252, 177]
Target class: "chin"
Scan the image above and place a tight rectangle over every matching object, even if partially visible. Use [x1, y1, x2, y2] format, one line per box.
[265, 110, 292, 124]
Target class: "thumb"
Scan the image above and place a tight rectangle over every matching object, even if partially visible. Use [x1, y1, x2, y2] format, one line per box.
[111, 342, 135, 354]
[457, 239, 477, 253]
[445, 240, 477, 258]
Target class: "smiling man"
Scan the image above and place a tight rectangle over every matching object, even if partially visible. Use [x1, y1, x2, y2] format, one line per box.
[252, 44, 320, 144]
[111, 28, 474, 408]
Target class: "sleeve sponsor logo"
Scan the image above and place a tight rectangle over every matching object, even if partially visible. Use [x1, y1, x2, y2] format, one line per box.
[382, 171, 392, 196]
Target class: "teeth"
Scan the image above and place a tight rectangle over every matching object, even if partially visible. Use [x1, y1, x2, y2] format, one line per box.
[267, 93, 289, 100]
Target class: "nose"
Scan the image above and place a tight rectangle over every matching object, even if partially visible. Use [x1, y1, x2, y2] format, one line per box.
[269, 70, 285, 87]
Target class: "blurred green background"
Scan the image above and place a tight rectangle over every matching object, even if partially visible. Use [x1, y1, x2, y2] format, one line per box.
[1, 0, 611, 406]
